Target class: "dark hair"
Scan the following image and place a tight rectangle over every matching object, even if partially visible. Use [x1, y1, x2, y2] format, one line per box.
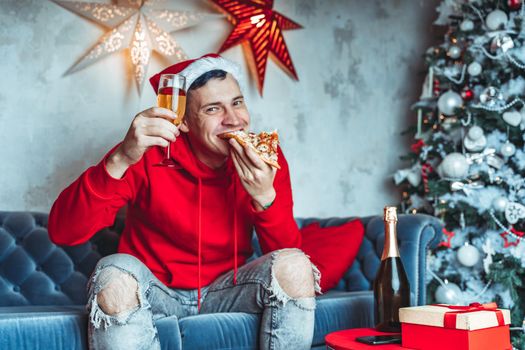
[188, 69, 228, 91]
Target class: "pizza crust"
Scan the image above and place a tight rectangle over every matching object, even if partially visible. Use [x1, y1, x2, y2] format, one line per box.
[218, 130, 281, 169]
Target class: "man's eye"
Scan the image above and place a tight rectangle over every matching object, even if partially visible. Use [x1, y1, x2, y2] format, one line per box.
[206, 106, 219, 113]
[233, 100, 244, 106]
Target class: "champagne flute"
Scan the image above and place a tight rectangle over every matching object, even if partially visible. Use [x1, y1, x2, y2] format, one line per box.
[154, 74, 186, 168]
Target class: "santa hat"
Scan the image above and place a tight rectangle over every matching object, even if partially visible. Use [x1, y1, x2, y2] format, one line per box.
[149, 53, 243, 94]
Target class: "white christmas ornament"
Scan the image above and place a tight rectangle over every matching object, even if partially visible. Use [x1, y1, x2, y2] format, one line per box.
[460, 19, 474, 31]
[467, 125, 483, 140]
[438, 91, 464, 116]
[467, 62, 482, 76]
[435, 282, 463, 305]
[505, 202, 525, 224]
[438, 153, 470, 179]
[500, 142, 516, 157]
[457, 244, 480, 267]
[502, 110, 522, 127]
[447, 45, 462, 59]
[463, 126, 487, 152]
[486, 9, 508, 30]
[492, 196, 509, 212]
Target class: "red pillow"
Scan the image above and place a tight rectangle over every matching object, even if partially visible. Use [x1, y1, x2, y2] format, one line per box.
[300, 219, 365, 293]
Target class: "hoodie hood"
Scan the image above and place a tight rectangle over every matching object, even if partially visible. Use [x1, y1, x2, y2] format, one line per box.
[171, 133, 235, 182]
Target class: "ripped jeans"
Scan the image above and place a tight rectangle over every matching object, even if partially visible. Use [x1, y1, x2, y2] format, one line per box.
[87, 249, 320, 350]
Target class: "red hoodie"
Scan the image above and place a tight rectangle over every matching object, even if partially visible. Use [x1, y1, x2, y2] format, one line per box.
[48, 133, 301, 295]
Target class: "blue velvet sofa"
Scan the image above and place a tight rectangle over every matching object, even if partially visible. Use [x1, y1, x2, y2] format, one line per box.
[0, 211, 442, 349]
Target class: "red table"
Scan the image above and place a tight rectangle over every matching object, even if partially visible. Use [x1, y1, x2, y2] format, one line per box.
[325, 328, 413, 350]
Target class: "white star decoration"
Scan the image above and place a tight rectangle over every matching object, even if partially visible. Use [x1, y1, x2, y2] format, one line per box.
[52, 0, 219, 92]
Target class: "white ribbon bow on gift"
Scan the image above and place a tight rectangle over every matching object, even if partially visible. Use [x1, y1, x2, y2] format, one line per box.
[394, 164, 422, 187]
[465, 148, 504, 169]
[450, 180, 485, 196]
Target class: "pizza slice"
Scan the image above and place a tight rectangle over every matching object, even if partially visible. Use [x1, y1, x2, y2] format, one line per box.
[218, 130, 281, 169]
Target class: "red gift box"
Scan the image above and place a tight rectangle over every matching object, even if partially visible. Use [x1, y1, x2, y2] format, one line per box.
[399, 302, 512, 350]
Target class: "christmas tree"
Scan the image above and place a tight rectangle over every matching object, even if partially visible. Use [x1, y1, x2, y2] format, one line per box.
[395, 0, 525, 347]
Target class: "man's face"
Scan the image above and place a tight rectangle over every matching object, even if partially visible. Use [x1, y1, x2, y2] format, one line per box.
[181, 73, 250, 168]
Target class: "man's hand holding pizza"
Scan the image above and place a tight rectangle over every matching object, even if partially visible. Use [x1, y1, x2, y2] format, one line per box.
[228, 138, 277, 211]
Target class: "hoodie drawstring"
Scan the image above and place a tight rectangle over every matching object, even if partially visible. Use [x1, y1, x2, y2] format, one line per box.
[197, 175, 238, 311]
[197, 177, 202, 311]
[233, 180, 238, 285]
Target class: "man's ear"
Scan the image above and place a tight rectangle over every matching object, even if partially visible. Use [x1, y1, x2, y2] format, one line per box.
[179, 117, 189, 133]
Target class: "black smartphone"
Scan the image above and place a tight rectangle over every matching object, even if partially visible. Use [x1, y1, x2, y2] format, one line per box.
[355, 334, 402, 345]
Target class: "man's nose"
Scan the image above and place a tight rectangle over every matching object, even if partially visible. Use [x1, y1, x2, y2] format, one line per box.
[223, 108, 242, 125]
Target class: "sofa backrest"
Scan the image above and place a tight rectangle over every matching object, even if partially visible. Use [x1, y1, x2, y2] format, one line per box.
[0, 212, 119, 306]
[0, 211, 419, 307]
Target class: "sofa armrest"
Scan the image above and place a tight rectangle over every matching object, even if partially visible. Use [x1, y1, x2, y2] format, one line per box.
[296, 214, 443, 306]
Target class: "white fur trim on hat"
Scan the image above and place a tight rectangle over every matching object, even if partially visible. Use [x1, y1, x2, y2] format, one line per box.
[180, 56, 243, 91]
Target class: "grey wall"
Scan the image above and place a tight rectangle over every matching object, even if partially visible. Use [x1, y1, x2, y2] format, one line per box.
[0, 0, 440, 218]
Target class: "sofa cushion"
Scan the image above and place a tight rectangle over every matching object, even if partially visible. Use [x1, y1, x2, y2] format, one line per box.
[179, 312, 259, 350]
[312, 290, 374, 346]
[300, 219, 365, 292]
[0, 305, 184, 350]
[156, 315, 183, 350]
[176, 291, 374, 349]
[0, 305, 87, 350]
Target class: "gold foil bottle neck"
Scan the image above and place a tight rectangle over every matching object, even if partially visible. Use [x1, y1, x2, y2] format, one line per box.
[384, 206, 398, 222]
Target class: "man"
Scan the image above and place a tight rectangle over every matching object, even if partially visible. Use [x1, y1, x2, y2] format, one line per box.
[48, 54, 320, 350]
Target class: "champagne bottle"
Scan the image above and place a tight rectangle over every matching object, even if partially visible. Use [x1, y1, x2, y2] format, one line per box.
[373, 206, 410, 332]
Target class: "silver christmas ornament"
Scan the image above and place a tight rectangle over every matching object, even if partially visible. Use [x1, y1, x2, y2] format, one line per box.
[435, 282, 463, 305]
[492, 196, 508, 212]
[460, 19, 474, 31]
[500, 142, 516, 157]
[467, 62, 482, 76]
[479, 87, 504, 107]
[457, 244, 480, 267]
[490, 34, 514, 53]
[438, 153, 470, 179]
[438, 90, 464, 116]
[447, 45, 462, 59]
[486, 9, 508, 30]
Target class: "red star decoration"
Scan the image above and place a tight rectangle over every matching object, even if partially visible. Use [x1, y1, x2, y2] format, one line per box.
[210, 0, 302, 94]
[439, 228, 455, 248]
[500, 227, 524, 248]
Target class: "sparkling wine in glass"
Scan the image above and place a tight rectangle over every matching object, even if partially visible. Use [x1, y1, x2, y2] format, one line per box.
[154, 74, 186, 168]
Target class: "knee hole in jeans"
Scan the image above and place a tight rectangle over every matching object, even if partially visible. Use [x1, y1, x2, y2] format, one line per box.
[96, 266, 139, 316]
[273, 250, 316, 298]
